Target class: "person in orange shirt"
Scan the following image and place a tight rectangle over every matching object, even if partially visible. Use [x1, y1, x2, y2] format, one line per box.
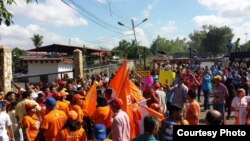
[56, 110, 87, 141]
[53, 92, 69, 115]
[70, 94, 84, 123]
[93, 124, 112, 141]
[185, 89, 200, 125]
[22, 103, 41, 141]
[90, 96, 112, 130]
[35, 97, 67, 141]
[60, 90, 70, 106]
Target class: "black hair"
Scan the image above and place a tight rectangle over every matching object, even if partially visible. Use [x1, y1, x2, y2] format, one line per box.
[22, 91, 31, 99]
[143, 115, 159, 134]
[168, 104, 182, 116]
[63, 120, 81, 131]
[187, 89, 197, 99]
[97, 96, 108, 107]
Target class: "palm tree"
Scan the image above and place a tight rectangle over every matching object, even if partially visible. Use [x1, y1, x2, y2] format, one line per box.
[31, 34, 43, 48]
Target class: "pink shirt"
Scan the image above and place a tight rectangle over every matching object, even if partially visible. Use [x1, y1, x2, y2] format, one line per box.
[112, 109, 130, 141]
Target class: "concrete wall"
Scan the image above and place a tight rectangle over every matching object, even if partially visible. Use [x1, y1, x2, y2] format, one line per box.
[28, 62, 58, 83]
[58, 62, 73, 79]
[0, 46, 12, 93]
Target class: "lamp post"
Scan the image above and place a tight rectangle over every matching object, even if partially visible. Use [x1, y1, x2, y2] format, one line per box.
[245, 32, 248, 43]
[118, 18, 148, 68]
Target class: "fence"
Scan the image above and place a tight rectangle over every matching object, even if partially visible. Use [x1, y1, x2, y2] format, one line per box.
[13, 64, 120, 88]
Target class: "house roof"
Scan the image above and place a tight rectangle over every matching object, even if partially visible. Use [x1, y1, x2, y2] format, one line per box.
[27, 44, 110, 55]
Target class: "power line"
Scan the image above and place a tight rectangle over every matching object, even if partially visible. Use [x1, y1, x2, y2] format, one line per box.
[89, 0, 130, 22]
[69, 0, 123, 31]
[61, 0, 125, 35]
[86, 34, 132, 45]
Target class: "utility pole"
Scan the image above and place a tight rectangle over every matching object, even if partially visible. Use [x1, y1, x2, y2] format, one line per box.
[131, 19, 141, 65]
[118, 18, 148, 69]
[245, 32, 248, 43]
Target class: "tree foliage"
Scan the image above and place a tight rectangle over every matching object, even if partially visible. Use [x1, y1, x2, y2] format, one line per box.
[150, 35, 187, 56]
[31, 34, 43, 48]
[189, 25, 234, 57]
[0, 0, 37, 26]
[241, 41, 250, 51]
[112, 39, 151, 59]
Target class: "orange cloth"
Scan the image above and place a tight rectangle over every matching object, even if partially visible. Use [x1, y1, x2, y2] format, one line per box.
[90, 106, 111, 128]
[109, 61, 128, 98]
[22, 114, 40, 141]
[56, 128, 87, 141]
[186, 100, 200, 125]
[70, 104, 84, 123]
[40, 109, 67, 141]
[130, 103, 142, 138]
[56, 101, 69, 115]
[85, 83, 97, 117]
[62, 100, 70, 106]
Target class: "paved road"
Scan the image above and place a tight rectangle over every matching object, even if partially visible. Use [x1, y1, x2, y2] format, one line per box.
[198, 94, 234, 125]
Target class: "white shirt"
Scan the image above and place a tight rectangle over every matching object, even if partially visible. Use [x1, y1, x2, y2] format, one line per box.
[231, 96, 248, 125]
[0, 111, 12, 141]
[156, 89, 167, 113]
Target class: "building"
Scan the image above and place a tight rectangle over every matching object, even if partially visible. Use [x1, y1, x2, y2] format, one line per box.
[19, 44, 111, 84]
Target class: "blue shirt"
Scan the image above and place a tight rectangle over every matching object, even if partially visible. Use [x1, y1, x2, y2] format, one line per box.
[133, 134, 158, 141]
[202, 74, 212, 91]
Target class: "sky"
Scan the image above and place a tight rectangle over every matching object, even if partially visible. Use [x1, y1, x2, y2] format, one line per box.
[1, 0, 250, 50]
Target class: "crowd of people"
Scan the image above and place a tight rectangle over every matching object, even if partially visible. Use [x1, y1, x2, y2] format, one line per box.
[0, 59, 250, 141]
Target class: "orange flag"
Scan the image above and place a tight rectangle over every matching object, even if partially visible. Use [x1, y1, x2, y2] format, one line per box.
[85, 83, 97, 117]
[129, 80, 144, 102]
[118, 71, 138, 139]
[138, 102, 165, 121]
[109, 60, 128, 98]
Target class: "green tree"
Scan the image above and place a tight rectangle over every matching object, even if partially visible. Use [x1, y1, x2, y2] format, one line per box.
[150, 35, 187, 56]
[0, 0, 37, 26]
[31, 34, 43, 48]
[12, 47, 24, 72]
[241, 41, 250, 51]
[202, 26, 233, 56]
[189, 25, 233, 57]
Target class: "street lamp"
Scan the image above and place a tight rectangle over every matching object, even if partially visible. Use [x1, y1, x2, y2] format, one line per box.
[118, 18, 148, 69]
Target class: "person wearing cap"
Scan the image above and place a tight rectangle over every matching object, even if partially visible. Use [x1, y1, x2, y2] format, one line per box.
[60, 90, 71, 106]
[22, 103, 40, 141]
[35, 97, 67, 141]
[56, 110, 87, 141]
[133, 115, 159, 141]
[15, 91, 41, 141]
[212, 75, 229, 124]
[53, 92, 69, 115]
[93, 124, 112, 141]
[0, 101, 15, 141]
[69, 94, 85, 123]
[110, 98, 130, 141]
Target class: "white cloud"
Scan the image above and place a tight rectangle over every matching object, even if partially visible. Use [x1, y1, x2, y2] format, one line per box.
[0, 24, 92, 50]
[192, 15, 239, 27]
[141, 0, 159, 18]
[232, 22, 250, 44]
[195, 0, 250, 46]
[161, 21, 177, 33]
[96, 0, 107, 4]
[198, 0, 250, 18]
[7, 0, 88, 27]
